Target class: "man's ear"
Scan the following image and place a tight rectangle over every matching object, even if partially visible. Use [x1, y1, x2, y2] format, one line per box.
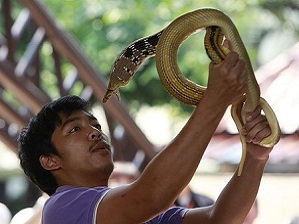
[39, 155, 61, 171]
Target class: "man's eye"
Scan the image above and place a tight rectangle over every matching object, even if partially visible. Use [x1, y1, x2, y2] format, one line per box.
[70, 127, 80, 133]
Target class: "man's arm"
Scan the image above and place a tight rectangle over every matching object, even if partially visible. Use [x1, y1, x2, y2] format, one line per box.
[98, 52, 247, 224]
[183, 106, 274, 224]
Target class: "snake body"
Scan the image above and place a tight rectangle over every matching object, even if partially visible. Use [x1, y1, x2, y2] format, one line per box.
[103, 8, 280, 175]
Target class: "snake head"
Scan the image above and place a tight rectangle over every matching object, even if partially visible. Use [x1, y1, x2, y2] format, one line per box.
[102, 89, 121, 103]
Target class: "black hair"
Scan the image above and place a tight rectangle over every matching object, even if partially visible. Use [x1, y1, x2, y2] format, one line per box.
[18, 95, 90, 195]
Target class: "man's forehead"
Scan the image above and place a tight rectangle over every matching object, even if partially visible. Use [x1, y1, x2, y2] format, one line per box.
[57, 110, 97, 124]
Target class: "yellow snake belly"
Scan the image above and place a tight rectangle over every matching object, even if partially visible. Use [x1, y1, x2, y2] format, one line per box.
[103, 8, 281, 176]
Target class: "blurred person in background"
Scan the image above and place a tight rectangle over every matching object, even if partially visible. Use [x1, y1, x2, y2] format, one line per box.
[174, 185, 214, 208]
[9, 193, 48, 224]
[108, 161, 140, 188]
[0, 202, 11, 224]
[289, 216, 299, 224]
[243, 199, 258, 224]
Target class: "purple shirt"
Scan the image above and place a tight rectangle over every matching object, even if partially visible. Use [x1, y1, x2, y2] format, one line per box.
[42, 185, 187, 224]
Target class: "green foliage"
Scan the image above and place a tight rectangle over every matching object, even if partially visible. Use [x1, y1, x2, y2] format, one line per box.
[40, 0, 298, 114]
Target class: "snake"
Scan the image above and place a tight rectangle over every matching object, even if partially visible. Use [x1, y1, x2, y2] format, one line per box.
[102, 8, 281, 176]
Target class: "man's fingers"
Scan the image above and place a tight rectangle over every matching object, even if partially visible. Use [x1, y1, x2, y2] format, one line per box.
[223, 39, 232, 50]
[242, 111, 273, 144]
[245, 122, 271, 143]
[222, 51, 239, 68]
[245, 105, 262, 122]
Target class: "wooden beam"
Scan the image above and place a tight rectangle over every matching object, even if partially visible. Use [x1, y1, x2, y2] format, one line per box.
[20, 0, 156, 158]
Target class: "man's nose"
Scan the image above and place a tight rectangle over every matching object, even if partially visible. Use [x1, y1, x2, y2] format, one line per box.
[88, 128, 101, 140]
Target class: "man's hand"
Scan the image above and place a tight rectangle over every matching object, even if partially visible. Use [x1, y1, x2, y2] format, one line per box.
[242, 105, 273, 161]
[206, 48, 247, 108]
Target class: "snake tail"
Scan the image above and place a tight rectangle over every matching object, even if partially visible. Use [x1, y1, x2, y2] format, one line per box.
[231, 96, 247, 176]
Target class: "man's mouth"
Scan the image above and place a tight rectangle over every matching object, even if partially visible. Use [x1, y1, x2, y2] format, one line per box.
[90, 140, 111, 153]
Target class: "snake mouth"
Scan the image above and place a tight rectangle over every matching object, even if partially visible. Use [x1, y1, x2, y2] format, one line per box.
[102, 89, 114, 103]
[102, 89, 120, 103]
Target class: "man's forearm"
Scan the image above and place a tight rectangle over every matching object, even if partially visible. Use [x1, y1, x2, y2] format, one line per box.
[210, 151, 267, 224]
[138, 95, 228, 210]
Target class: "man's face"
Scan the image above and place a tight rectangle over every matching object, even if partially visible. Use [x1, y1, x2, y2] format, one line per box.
[50, 110, 113, 185]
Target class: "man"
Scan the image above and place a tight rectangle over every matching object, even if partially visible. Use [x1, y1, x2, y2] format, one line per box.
[18, 51, 274, 223]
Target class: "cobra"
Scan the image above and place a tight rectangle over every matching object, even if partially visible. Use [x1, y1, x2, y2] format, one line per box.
[103, 8, 280, 176]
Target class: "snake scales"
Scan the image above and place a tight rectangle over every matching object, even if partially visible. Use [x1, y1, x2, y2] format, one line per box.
[103, 8, 280, 175]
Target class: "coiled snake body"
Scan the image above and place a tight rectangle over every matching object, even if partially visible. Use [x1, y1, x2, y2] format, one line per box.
[103, 8, 280, 175]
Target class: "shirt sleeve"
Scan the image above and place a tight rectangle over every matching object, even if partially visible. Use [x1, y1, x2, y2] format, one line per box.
[145, 207, 188, 224]
[42, 186, 110, 224]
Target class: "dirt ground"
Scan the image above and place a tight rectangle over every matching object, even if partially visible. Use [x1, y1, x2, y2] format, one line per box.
[190, 173, 299, 224]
